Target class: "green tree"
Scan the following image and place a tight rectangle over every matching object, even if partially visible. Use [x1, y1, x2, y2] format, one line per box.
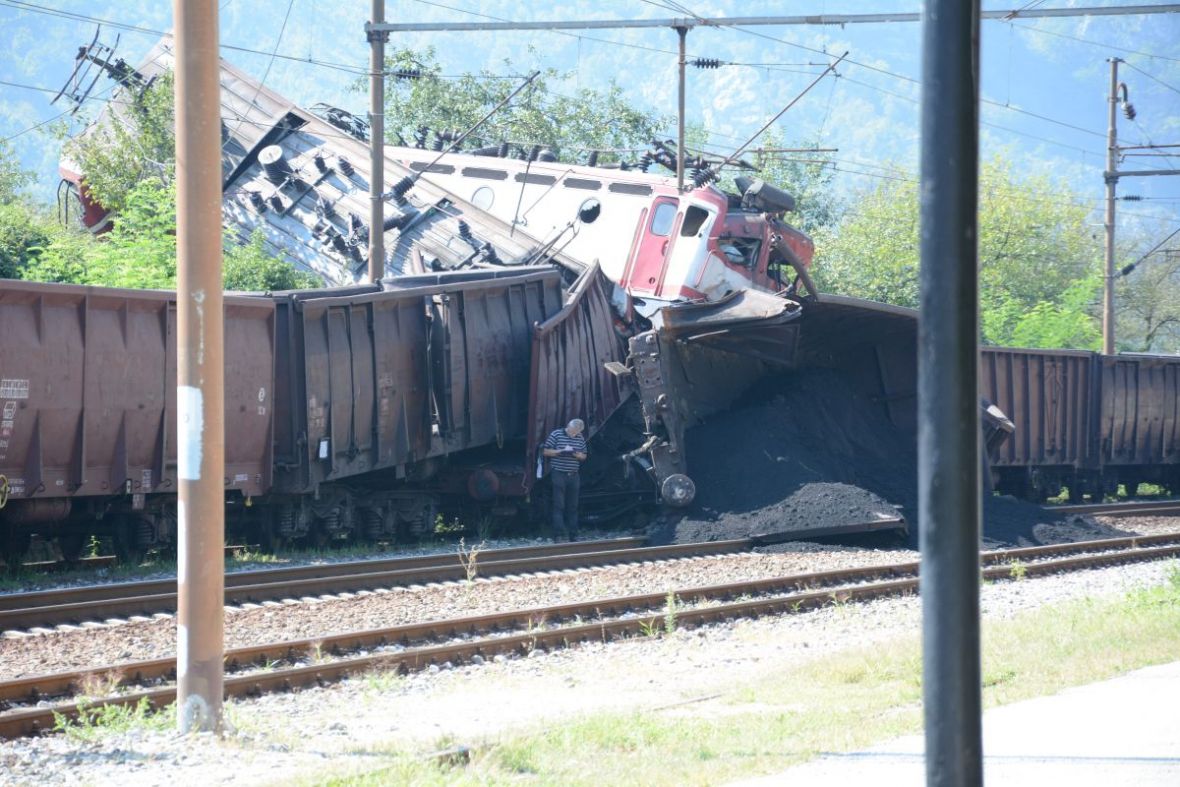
[0, 140, 33, 203]
[0, 204, 54, 279]
[21, 180, 322, 291]
[368, 47, 668, 164]
[224, 229, 321, 291]
[64, 73, 176, 214]
[814, 156, 1102, 348]
[1117, 246, 1180, 353]
[21, 180, 177, 288]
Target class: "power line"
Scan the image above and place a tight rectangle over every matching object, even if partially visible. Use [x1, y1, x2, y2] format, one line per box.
[1119, 225, 1180, 276]
[1011, 21, 1180, 63]
[0, 78, 58, 95]
[837, 74, 1101, 157]
[1122, 60, 1180, 98]
[0, 0, 370, 75]
[234, 0, 297, 138]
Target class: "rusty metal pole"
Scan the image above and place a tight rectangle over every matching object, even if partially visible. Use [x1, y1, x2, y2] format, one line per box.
[676, 26, 687, 192]
[1102, 57, 1121, 356]
[174, 0, 225, 734]
[919, 0, 982, 784]
[368, 0, 387, 282]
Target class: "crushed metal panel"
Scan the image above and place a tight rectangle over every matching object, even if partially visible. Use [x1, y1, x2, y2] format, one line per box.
[274, 269, 565, 494]
[524, 265, 629, 491]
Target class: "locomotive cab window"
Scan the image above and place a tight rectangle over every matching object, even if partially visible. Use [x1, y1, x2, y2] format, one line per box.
[720, 237, 762, 268]
[650, 202, 678, 237]
[680, 206, 711, 237]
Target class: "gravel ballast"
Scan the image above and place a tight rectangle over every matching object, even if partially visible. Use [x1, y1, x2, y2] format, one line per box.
[0, 547, 913, 680]
[1, 556, 1176, 787]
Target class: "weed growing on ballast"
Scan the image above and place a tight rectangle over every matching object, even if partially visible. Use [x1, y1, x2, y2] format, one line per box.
[1008, 559, 1028, 582]
[664, 592, 680, 636]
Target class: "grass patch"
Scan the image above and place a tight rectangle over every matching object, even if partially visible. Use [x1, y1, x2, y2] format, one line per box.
[304, 562, 1180, 786]
[53, 698, 176, 742]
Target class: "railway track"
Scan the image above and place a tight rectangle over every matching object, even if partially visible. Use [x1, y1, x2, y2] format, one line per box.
[0, 537, 750, 632]
[1052, 499, 1180, 518]
[2, 531, 1178, 739]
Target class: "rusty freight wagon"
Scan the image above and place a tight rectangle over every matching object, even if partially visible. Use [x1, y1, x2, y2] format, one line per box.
[0, 266, 630, 562]
[264, 265, 627, 544]
[0, 280, 275, 562]
[980, 346, 1180, 500]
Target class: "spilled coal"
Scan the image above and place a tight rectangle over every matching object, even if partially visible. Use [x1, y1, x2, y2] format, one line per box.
[647, 367, 1117, 548]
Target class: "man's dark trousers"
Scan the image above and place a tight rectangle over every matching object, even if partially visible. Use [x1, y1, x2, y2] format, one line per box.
[551, 470, 580, 539]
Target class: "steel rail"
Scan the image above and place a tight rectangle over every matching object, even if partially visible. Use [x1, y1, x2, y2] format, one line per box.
[3, 533, 1178, 738]
[1050, 500, 1180, 517]
[0, 537, 647, 611]
[0, 539, 749, 631]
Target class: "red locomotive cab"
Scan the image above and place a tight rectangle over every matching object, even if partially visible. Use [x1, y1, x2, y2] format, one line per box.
[57, 157, 114, 234]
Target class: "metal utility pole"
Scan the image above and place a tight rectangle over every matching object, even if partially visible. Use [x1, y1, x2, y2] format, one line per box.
[368, 0, 387, 283]
[174, 0, 225, 734]
[918, 0, 982, 784]
[676, 26, 687, 191]
[1103, 57, 1121, 356]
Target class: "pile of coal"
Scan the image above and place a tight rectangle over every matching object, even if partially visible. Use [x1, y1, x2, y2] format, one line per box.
[648, 367, 1088, 547]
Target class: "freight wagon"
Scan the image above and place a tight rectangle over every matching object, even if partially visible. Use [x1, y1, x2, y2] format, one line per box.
[981, 347, 1180, 501]
[0, 265, 628, 563]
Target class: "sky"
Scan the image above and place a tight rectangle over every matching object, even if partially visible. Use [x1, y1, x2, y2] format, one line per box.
[1, 1, 1178, 255]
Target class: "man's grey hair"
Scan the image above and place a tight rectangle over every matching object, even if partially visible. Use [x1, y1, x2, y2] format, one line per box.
[567, 418, 585, 432]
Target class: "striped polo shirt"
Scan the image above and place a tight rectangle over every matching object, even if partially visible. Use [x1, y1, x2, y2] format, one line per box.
[544, 428, 587, 474]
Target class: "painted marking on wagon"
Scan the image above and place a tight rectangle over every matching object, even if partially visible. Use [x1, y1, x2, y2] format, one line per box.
[0, 380, 28, 399]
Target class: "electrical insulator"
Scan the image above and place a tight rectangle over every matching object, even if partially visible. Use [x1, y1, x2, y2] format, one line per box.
[690, 58, 722, 69]
[692, 167, 718, 188]
[393, 67, 423, 80]
[458, 220, 476, 247]
[389, 175, 415, 204]
[337, 157, 355, 177]
[383, 212, 410, 232]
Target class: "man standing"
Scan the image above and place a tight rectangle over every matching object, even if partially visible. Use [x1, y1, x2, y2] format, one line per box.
[542, 418, 587, 541]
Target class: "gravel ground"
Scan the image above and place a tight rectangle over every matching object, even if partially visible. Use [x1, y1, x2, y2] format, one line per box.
[1, 556, 1176, 787]
[5, 514, 1180, 681]
[0, 546, 913, 680]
